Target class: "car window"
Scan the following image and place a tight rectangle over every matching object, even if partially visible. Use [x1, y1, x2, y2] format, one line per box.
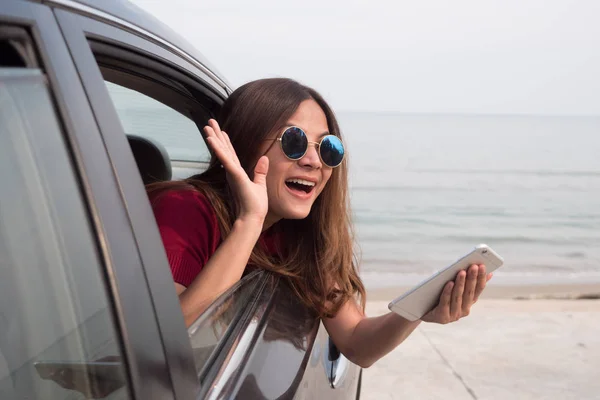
[187, 271, 263, 382]
[86, 43, 266, 389]
[104, 81, 211, 164]
[0, 68, 130, 400]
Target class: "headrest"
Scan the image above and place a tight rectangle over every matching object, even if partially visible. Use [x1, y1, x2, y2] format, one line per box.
[127, 135, 172, 185]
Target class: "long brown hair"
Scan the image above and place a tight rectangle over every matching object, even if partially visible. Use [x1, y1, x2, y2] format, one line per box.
[148, 78, 365, 318]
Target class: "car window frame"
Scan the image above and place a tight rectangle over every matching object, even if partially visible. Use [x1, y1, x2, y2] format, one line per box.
[0, 66, 131, 399]
[0, 2, 179, 399]
[198, 271, 278, 399]
[92, 40, 216, 164]
[52, 5, 260, 399]
[187, 270, 265, 381]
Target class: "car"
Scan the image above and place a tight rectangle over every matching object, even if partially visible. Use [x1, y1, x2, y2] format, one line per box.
[0, 0, 362, 399]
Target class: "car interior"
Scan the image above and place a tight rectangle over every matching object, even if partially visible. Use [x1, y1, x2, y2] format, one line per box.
[2, 32, 200, 188]
[91, 40, 220, 182]
[0, 27, 37, 68]
[103, 68, 214, 183]
[127, 134, 172, 185]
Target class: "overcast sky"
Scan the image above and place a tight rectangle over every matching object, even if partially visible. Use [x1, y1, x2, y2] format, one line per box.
[130, 0, 600, 115]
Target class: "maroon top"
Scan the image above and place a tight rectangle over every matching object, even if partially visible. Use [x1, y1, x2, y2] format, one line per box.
[151, 189, 280, 287]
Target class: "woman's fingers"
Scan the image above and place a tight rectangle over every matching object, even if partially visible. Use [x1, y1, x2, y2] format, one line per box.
[208, 119, 226, 142]
[205, 133, 232, 167]
[438, 281, 454, 310]
[205, 120, 228, 152]
[423, 265, 491, 325]
[202, 120, 268, 223]
[253, 156, 269, 187]
[462, 264, 478, 314]
[205, 120, 242, 168]
[421, 281, 453, 324]
[221, 130, 240, 166]
[450, 270, 466, 318]
[473, 264, 488, 302]
[204, 121, 238, 170]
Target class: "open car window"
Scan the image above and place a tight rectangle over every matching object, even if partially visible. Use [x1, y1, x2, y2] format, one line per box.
[85, 39, 270, 389]
[104, 80, 211, 164]
[90, 40, 221, 179]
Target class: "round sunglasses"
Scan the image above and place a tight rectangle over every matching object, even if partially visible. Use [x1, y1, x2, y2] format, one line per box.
[270, 126, 345, 168]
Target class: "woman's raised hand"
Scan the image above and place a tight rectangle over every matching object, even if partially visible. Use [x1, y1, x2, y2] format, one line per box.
[421, 264, 493, 324]
[204, 119, 269, 225]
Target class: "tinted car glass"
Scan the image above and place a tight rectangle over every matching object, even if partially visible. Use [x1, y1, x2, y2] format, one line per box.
[187, 271, 263, 382]
[104, 80, 211, 164]
[0, 69, 130, 400]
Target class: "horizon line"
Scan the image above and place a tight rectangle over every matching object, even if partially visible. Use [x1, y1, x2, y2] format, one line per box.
[335, 110, 600, 118]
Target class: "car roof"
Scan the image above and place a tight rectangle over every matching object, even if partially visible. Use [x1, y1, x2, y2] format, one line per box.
[44, 0, 232, 93]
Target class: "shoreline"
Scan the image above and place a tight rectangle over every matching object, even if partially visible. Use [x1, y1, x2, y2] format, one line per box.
[366, 282, 600, 302]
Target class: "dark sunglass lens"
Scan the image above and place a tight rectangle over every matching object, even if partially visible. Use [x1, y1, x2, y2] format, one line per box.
[281, 127, 307, 159]
[320, 135, 344, 167]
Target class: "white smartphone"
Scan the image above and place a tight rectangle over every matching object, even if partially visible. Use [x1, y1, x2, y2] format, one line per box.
[388, 244, 504, 321]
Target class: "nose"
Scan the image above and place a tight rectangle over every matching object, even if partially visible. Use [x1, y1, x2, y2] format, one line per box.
[298, 142, 322, 169]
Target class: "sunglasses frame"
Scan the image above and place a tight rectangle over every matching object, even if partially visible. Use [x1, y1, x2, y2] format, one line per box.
[275, 126, 345, 168]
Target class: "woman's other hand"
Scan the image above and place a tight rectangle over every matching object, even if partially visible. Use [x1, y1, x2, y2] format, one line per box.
[204, 119, 269, 224]
[421, 264, 493, 324]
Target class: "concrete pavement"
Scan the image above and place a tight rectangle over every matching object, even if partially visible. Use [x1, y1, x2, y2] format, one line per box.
[361, 299, 600, 400]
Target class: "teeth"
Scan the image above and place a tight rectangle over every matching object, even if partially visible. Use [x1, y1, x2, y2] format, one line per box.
[286, 178, 316, 187]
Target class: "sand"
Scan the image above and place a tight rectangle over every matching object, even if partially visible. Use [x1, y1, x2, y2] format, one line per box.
[360, 288, 600, 400]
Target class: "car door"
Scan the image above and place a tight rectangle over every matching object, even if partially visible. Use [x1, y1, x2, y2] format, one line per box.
[50, 2, 361, 399]
[211, 277, 363, 400]
[0, 2, 182, 399]
[50, 4, 227, 399]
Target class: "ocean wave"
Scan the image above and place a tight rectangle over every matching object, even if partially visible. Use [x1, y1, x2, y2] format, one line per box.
[525, 221, 599, 230]
[351, 186, 464, 192]
[354, 215, 460, 227]
[435, 235, 596, 246]
[354, 207, 600, 223]
[563, 251, 587, 259]
[405, 169, 600, 177]
[360, 258, 600, 275]
[356, 234, 598, 246]
[354, 210, 600, 224]
[350, 184, 597, 193]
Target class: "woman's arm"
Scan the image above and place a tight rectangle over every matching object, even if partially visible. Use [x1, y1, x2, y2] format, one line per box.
[323, 264, 491, 368]
[178, 119, 270, 327]
[177, 218, 263, 327]
[322, 296, 420, 369]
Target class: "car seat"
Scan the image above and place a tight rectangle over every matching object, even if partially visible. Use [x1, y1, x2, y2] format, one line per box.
[127, 135, 172, 185]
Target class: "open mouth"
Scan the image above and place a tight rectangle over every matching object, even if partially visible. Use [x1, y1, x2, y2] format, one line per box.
[285, 178, 316, 195]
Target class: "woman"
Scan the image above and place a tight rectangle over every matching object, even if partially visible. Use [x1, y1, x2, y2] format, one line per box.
[148, 78, 492, 368]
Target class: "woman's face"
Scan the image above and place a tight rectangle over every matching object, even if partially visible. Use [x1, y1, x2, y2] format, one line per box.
[260, 99, 333, 228]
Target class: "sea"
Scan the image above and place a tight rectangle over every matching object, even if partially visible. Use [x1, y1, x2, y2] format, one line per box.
[336, 112, 600, 288]
[109, 81, 600, 289]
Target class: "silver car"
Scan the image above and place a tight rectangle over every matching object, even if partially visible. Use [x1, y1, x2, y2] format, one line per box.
[0, 0, 362, 398]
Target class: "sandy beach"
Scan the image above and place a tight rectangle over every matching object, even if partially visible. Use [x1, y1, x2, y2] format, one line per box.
[361, 283, 600, 400]
[367, 282, 600, 302]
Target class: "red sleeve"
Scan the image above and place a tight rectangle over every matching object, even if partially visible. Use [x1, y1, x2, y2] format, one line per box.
[151, 189, 221, 287]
